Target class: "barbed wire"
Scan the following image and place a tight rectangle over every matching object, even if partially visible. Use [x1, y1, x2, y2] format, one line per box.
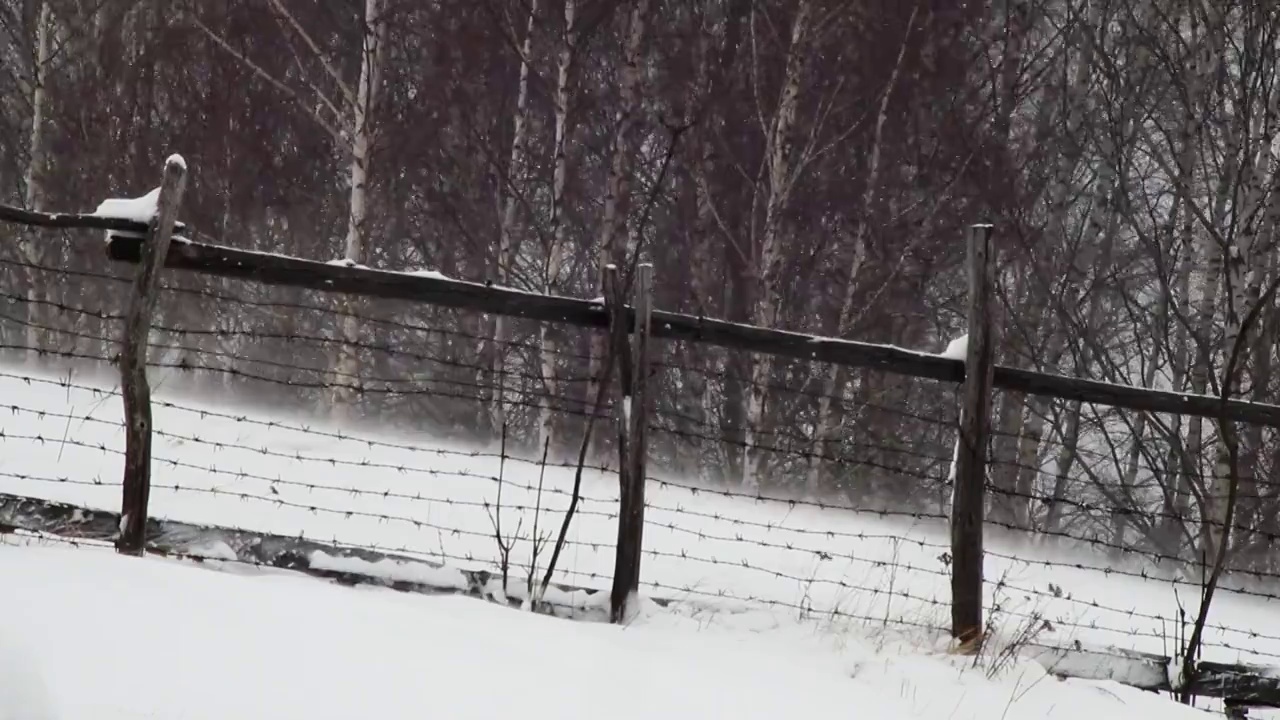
[7, 255, 1280, 675]
[0, 256, 605, 357]
[0, 286, 600, 368]
[5, 349, 1279, 591]
[0, 309, 601, 403]
[8, 418, 1280, 660]
[12, 467, 1264, 658]
[10, 281, 965, 451]
[0, 343, 611, 423]
[21, 270, 1265, 498]
[0, 370, 611, 473]
[7, 353, 1269, 589]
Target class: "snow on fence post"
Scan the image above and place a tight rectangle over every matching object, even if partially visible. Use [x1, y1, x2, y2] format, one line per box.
[611, 262, 653, 623]
[115, 155, 187, 556]
[950, 223, 996, 651]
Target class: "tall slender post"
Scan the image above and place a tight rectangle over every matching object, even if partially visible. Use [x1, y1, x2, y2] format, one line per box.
[116, 155, 187, 555]
[604, 264, 633, 622]
[950, 223, 996, 650]
[612, 263, 653, 622]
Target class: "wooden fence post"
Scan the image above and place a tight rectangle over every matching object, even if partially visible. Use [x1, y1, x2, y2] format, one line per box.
[604, 264, 633, 622]
[116, 155, 187, 556]
[950, 222, 996, 650]
[611, 263, 653, 623]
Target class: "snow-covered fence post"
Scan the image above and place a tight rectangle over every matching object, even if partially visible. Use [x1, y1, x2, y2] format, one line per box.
[950, 223, 995, 651]
[115, 155, 187, 556]
[611, 262, 653, 623]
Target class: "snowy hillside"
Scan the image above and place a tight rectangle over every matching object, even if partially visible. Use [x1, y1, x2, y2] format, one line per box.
[0, 361, 1274, 717]
[0, 537, 1215, 720]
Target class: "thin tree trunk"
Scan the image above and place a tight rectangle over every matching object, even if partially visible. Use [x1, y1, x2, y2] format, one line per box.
[1012, 336, 1066, 526]
[989, 283, 1046, 527]
[1235, 294, 1272, 569]
[539, 0, 575, 454]
[686, 7, 719, 482]
[489, 0, 540, 436]
[334, 0, 386, 411]
[20, 0, 51, 359]
[1043, 401, 1082, 535]
[806, 4, 915, 497]
[743, 0, 811, 489]
[585, 0, 653, 420]
[991, 0, 1111, 529]
[1205, 114, 1276, 560]
[1166, 7, 1228, 559]
[1158, 204, 1195, 555]
[1115, 291, 1166, 549]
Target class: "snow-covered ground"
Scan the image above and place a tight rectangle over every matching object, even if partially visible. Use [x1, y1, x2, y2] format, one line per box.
[0, 537, 1218, 720]
[0, 361, 1276, 718]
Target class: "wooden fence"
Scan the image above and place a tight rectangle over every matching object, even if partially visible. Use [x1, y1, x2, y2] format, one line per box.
[3, 158, 1280, 713]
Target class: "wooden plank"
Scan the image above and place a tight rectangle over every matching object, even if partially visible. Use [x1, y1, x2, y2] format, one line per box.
[107, 234, 612, 328]
[612, 263, 652, 623]
[950, 223, 996, 651]
[1025, 643, 1280, 708]
[1023, 643, 1169, 690]
[1193, 660, 1280, 707]
[100, 234, 1280, 427]
[0, 203, 185, 235]
[605, 265, 634, 623]
[116, 156, 187, 555]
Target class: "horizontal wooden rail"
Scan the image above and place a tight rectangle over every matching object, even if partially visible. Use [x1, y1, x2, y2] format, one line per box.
[1023, 643, 1280, 708]
[99, 233, 1280, 428]
[0, 204, 1275, 428]
[0, 204, 184, 235]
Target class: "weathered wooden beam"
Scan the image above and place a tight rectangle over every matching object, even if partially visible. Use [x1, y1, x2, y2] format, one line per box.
[950, 224, 996, 651]
[1024, 643, 1280, 708]
[611, 262, 652, 623]
[116, 156, 187, 555]
[605, 265, 634, 623]
[1024, 643, 1169, 690]
[107, 234, 611, 327]
[100, 234, 1280, 428]
[1193, 660, 1280, 707]
[0, 203, 185, 236]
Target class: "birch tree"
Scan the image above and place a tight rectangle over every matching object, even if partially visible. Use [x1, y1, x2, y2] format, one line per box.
[740, 0, 812, 489]
[190, 0, 388, 409]
[806, 4, 916, 496]
[489, 0, 541, 435]
[0, 0, 53, 355]
[538, 0, 578, 452]
[585, 0, 653, 416]
[336, 0, 388, 409]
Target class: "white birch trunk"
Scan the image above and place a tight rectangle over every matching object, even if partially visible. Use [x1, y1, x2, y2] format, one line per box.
[806, 5, 914, 496]
[687, 8, 719, 482]
[585, 0, 652, 426]
[743, 0, 811, 489]
[20, 1, 51, 360]
[334, 0, 386, 412]
[539, 0, 576, 454]
[489, 0, 541, 436]
[1206, 136, 1276, 560]
[1171, 6, 1229, 557]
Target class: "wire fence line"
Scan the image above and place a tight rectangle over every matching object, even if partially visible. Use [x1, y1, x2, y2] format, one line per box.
[4, 185, 1280, 712]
